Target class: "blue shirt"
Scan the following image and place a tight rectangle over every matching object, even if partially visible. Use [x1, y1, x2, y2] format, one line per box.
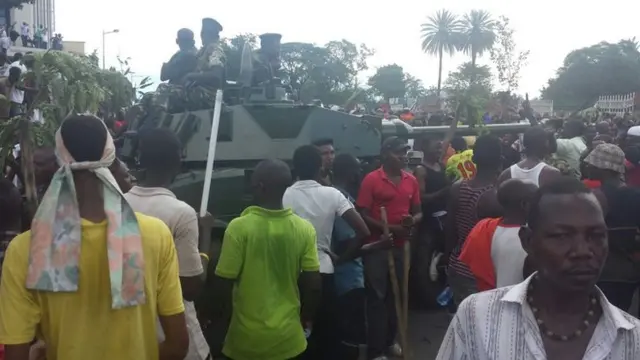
[332, 187, 365, 296]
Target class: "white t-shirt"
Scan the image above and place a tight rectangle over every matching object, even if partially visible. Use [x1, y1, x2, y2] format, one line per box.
[124, 186, 209, 360]
[0, 36, 10, 51]
[5, 61, 26, 104]
[283, 180, 353, 274]
[490, 226, 527, 288]
[509, 163, 548, 187]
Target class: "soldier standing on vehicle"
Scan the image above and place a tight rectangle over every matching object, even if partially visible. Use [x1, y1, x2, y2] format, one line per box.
[180, 18, 226, 111]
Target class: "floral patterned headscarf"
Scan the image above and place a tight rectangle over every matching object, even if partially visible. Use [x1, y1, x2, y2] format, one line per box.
[25, 117, 146, 309]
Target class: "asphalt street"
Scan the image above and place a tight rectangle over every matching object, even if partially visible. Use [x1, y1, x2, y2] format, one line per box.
[406, 309, 450, 359]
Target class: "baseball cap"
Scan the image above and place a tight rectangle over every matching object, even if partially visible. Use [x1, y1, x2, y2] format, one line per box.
[584, 143, 626, 174]
[382, 136, 410, 153]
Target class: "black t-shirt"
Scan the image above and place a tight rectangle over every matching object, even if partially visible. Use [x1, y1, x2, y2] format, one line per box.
[599, 183, 640, 282]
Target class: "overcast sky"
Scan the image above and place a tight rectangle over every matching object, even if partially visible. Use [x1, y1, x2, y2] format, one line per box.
[56, 0, 639, 97]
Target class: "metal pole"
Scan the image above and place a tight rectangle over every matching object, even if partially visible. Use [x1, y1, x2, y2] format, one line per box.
[199, 89, 224, 218]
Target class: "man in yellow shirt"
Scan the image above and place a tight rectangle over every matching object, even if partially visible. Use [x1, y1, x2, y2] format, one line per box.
[446, 136, 477, 180]
[0, 115, 189, 360]
[212, 159, 322, 360]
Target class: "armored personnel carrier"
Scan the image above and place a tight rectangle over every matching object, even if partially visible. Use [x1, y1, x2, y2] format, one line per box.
[121, 33, 385, 238]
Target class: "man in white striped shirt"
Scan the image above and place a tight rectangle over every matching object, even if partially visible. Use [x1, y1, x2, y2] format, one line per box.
[437, 178, 640, 360]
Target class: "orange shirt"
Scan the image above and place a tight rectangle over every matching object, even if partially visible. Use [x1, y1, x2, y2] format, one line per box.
[459, 218, 501, 291]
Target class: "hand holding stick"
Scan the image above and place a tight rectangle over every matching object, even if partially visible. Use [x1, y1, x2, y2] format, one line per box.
[380, 207, 408, 357]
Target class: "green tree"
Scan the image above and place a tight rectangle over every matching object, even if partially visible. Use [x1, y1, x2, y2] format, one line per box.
[279, 40, 374, 105]
[541, 39, 640, 111]
[443, 62, 493, 123]
[458, 10, 496, 68]
[490, 16, 529, 92]
[404, 73, 427, 99]
[0, 51, 139, 214]
[220, 35, 375, 105]
[221, 33, 258, 81]
[368, 64, 406, 101]
[420, 9, 460, 96]
[324, 40, 375, 89]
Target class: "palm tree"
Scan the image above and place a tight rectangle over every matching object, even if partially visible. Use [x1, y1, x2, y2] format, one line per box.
[458, 10, 496, 68]
[420, 9, 460, 97]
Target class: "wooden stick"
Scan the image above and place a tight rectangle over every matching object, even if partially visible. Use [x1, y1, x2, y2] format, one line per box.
[380, 207, 407, 357]
[403, 240, 411, 358]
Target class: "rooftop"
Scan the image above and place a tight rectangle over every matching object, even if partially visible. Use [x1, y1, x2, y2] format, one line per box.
[7, 41, 85, 56]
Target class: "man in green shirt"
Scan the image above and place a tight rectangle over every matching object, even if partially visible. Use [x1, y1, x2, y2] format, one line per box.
[212, 159, 322, 360]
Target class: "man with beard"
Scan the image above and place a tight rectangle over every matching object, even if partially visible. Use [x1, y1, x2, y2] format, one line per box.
[437, 178, 640, 360]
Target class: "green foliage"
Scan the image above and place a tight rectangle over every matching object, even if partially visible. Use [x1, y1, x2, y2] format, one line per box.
[420, 10, 460, 57]
[420, 9, 461, 95]
[221, 34, 258, 82]
[489, 16, 529, 91]
[443, 62, 493, 123]
[0, 50, 144, 165]
[404, 74, 427, 99]
[541, 39, 640, 111]
[458, 10, 496, 66]
[220, 35, 375, 105]
[279, 42, 329, 94]
[368, 64, 406, 100]
[114, 56, 153, 101]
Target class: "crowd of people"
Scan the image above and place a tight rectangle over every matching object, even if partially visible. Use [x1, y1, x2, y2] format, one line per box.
[0, 52, 36, 120]
[1, 107, 640, 360]
[0, 23, 63, 54]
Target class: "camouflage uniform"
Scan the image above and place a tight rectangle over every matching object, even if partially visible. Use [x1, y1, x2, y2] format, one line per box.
[131, 41, 225, 132]
[183, 40, 225, 110]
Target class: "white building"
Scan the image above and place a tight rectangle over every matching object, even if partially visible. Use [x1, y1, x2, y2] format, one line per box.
[4, 0, 55, 34]
[13, 1, 55, 33]
[0, 1, 85, 55]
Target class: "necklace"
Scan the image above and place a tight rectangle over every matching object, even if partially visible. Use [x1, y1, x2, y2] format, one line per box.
[526, 276, 599, 342]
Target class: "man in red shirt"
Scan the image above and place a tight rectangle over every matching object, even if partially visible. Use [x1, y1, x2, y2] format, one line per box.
[356, 136, 422, 360]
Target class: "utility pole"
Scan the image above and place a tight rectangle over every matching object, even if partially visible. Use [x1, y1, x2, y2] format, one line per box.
[101, 29, 119, 69]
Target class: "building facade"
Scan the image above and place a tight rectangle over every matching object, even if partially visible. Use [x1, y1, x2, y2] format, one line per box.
[9, 0, 55, 33]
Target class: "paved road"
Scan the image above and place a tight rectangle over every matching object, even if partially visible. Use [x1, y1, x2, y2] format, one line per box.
[407, 309, 449, 359]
